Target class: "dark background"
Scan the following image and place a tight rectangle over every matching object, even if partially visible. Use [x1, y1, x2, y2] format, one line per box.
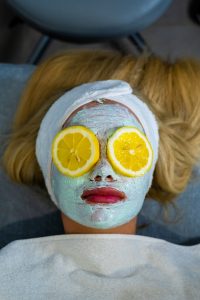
[0, 0, 199, 64]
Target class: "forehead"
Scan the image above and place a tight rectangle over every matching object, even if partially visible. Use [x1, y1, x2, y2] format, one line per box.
[67, 103, 144, 133]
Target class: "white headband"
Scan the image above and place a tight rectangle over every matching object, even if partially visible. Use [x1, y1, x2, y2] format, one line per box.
[36, 80, 159, 203]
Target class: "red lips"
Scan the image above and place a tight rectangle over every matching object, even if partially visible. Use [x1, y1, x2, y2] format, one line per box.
[81, 187, 126, 204]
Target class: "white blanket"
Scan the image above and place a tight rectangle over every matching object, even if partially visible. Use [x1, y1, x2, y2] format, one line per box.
[0, 234, 199, 300]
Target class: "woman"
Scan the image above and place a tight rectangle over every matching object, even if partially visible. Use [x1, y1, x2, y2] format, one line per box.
[1, 51, 200, 299]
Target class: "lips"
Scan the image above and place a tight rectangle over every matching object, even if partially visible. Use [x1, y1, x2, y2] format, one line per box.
[81, 187, 126, 204]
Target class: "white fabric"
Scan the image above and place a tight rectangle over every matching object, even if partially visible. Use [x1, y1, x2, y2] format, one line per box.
[0, 234, 199, 300]
[36, 80, 159, 206]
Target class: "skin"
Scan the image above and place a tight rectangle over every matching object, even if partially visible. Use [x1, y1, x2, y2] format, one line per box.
[51, 99, 152, 234]
[61, 213, 137, 234]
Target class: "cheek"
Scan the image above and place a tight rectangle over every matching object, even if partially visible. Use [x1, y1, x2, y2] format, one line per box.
[51, 164, 88, 204]
[124, 174, 150, 199]
[117, 175, 150, 218]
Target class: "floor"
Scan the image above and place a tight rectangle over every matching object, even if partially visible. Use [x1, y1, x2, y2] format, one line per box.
[0, 0, 199, 64]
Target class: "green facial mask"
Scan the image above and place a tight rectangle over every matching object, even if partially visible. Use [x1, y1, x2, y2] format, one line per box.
[51, 103, 152, 229]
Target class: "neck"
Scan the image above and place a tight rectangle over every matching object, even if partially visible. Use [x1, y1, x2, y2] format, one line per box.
[61, 213, 137, 234]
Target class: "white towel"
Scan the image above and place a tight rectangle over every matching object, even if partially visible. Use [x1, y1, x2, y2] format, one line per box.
[0, 234, 199, 300]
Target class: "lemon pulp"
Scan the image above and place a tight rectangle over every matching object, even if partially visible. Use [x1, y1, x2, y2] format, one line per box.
[52, 126, 100, 177]
[107, 126, 153, 177]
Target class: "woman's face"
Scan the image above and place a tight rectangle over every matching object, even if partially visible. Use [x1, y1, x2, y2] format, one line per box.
[51, 101, 152, 229]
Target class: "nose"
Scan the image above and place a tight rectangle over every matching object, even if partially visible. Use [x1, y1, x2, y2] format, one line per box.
[92, 175, 115, 182]
[89, 158, 118, 182]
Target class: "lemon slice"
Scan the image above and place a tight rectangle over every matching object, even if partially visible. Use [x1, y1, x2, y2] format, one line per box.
[107, 126, 153, 177]
[52, 126, 100, 177]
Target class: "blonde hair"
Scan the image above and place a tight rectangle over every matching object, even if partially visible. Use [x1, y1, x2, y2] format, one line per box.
[3, 50, 200, 204]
